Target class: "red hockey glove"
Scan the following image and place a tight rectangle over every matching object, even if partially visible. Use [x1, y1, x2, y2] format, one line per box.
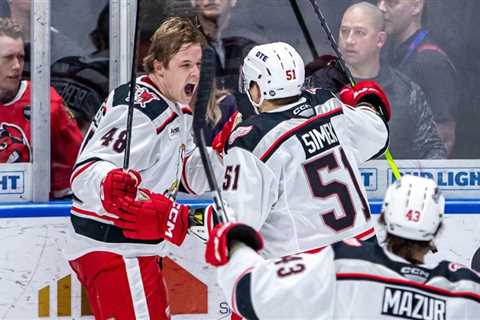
[205, 222, 264, 267]
[114, 189, 189, 245]
[100, 168, 141, 214]
[211, 111, 242, 158]
[339, 80, 391, 122]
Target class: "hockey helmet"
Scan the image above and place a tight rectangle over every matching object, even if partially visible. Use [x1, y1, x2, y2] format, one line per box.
[240, 42, 305, 109]
[382, 175, 444, 241]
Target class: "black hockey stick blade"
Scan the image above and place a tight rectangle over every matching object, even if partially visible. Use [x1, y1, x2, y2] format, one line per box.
[193, 46, 229, 224]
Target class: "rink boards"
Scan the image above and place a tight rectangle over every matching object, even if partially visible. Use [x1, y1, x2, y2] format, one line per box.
[0, 199, 479, 319]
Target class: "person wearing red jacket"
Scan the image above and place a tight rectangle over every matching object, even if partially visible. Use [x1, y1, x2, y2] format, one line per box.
[0, 17, 83, 198]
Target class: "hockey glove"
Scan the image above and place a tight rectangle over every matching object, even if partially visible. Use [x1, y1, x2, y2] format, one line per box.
[211, 111, 242, 158]
[305, 55, 350, 93]
[339, 80, 391, 122]
[189, 202, 236, 243]
[114, 189, 189, 245]
[100, 168, 141, 214]
[205, 222, 264, 267]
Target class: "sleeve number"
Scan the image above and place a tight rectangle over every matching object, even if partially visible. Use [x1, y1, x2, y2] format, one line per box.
[223, 165, 240, 190]
[274, 255, 306, 278]
[100, 127, 127, 153]
[303, 149, 370, 232]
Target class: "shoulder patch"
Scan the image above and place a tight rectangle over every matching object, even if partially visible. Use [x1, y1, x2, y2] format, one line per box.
[112, 82, 169, 121]
[226, 113, 286, 153]
[431, 261, 480, 284]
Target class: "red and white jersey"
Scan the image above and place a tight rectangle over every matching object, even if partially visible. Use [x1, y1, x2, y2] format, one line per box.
[212, 89, 388, 257]
[219, 240, 480, 320]
[0, 80, 83, 197]
[65, 75, 206, 259]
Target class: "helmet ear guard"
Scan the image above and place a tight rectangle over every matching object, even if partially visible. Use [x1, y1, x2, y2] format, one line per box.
[382, 175, 445, 243]
[240, 42, 305, 110]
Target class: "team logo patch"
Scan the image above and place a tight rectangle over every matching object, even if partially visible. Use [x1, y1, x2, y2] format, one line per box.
[127, 86, 157, 108]
[228, 126, 253, 146]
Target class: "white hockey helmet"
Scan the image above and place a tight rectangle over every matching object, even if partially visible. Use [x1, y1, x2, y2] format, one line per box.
[382, 175, 444, 241]
[240, 42, 305, 109]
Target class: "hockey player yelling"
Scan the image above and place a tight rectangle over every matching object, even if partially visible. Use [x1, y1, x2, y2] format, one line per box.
[206, 175, 480, 319]
[65, 17, 230, 320]
[209, 41, 392, 258]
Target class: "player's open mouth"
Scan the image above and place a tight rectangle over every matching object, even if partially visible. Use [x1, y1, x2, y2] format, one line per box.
[184, 83, 195, 96]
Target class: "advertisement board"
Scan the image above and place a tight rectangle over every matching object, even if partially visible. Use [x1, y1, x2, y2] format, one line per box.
[0, 205, 479, 319]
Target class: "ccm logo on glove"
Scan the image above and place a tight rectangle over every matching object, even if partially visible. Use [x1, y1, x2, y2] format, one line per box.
[165, 203, 183, 239]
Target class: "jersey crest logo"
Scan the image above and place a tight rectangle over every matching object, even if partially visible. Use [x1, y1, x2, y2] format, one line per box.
[228, 125, 253, 146]
[128, 86, 157, 108]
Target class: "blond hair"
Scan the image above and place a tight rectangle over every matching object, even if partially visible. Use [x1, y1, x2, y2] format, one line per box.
[143, 17, 207, 72]
[206, 87, 232, 125]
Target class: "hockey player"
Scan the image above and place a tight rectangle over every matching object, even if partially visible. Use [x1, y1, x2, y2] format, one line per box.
[206, 175, 480, 319]
[185, 41, 391, 257]
[65, 17, 226, 320]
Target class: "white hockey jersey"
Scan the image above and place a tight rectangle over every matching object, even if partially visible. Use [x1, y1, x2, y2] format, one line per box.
[64, 75, 208, 259]
[218, 240, 480, 320]
[189, 89, 389, 258]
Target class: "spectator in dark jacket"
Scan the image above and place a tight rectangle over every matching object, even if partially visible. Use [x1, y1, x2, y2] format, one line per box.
[377, 0, 457, 156]
[312, 2, 446, 159]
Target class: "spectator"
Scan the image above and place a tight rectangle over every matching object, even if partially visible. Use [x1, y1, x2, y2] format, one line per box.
[51, 4, 109, 133]
[377, 0, 457, 156]
[329, 1, 446, 159]
[7, 0, 86, 76]
[0, 18, 83, 198]
[192, 0, 257, 118]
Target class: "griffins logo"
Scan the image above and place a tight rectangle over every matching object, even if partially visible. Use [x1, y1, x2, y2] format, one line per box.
[0, 123, 31, 163]
[126, 86, 157, 108]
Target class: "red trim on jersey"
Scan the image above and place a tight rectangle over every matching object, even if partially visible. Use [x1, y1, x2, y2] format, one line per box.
[181, 106, 192, 114]
[337, 272, 480, 302]
[260, 107, 342, 161]
[156, 113, 178, 135]
[181, 154, 197, 195]
[71, 206, 116, 224]
[70, 160, 99, 185]
[354, 227, 375, 240]
[303, 227, 375, 254]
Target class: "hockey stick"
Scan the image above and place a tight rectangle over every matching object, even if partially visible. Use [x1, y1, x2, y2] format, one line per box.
[307, 0, 401, 180]
[288, 0, 319, 59]
[193, 46, 229, 224]
[123, 0, 141, 170]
